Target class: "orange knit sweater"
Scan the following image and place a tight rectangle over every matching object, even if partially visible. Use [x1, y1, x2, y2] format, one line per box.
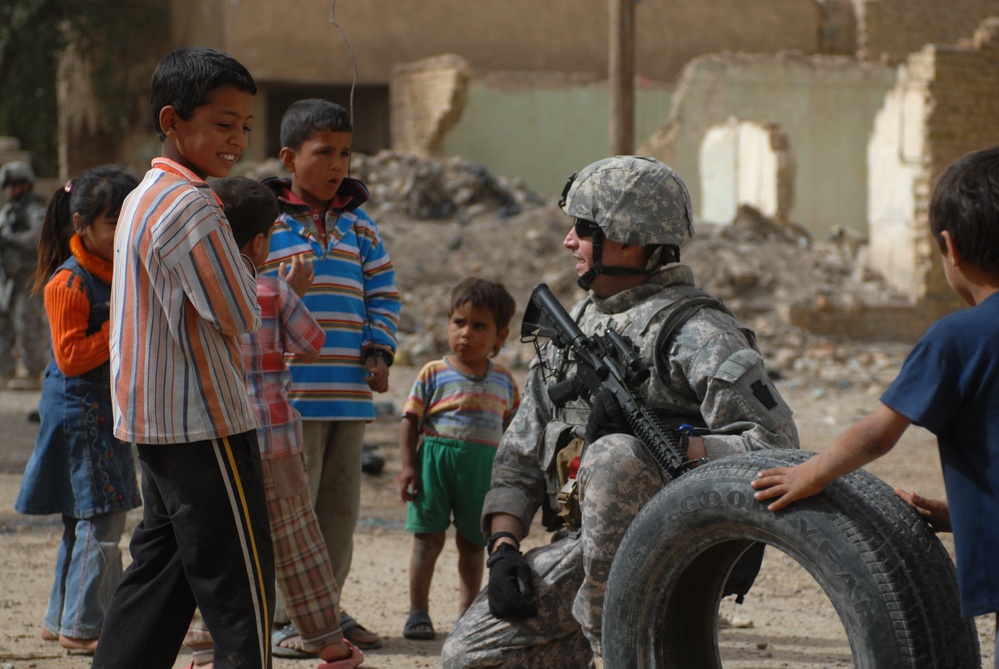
[43, 235, 113, 377]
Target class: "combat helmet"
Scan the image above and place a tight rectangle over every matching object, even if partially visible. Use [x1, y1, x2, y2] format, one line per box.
[559, 155, 694, 290]
[0, 160, 35, 187]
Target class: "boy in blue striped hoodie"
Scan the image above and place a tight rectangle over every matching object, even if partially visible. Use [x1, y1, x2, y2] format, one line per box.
[262, 99, 399, 651]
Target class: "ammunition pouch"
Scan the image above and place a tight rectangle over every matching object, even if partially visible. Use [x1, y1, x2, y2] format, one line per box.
[555, 437, 585, 530]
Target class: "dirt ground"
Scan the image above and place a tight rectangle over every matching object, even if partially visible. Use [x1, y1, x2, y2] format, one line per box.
[0, 371, 995, 669]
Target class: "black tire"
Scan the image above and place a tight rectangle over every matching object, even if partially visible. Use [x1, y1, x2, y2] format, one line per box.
[602, 449, 980, 669]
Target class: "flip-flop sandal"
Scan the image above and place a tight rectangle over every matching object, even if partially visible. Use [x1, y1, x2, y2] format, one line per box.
[316, 639, 364, 669]
[272, 623, 314, 659]
[402, 611, 436, 640]
[340, 612, 383, 650]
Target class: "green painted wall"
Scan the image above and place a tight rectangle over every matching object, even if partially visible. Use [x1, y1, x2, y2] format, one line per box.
[651, 56, 897, 237]
[443, 79, 674, 198]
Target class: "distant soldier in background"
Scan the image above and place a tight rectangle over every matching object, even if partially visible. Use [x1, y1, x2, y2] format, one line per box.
[0, 160, 50, 390]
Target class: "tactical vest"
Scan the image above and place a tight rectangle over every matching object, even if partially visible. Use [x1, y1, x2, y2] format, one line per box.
[538, 284, 746, 526]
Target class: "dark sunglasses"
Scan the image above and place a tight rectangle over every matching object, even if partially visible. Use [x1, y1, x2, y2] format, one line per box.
[574, 219, 599, 238]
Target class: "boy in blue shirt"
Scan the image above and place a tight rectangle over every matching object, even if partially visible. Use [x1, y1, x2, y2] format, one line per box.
[262, 99, 400, 651]
[753, 146, 999, 666]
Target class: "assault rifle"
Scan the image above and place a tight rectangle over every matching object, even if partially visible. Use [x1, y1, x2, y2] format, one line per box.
[521, 283, 699, 480]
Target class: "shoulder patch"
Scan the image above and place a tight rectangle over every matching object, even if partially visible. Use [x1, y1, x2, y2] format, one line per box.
[751, 379, 778, 410]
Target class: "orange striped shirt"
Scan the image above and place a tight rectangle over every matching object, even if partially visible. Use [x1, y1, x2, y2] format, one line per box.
[110, 158, 261, 444]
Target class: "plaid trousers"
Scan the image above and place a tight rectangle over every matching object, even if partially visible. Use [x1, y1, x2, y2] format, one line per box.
[186, 453, 343, 662]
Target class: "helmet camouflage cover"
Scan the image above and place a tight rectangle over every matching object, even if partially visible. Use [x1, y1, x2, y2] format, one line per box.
[0, 160, 35, 187]
[560, 155, 694, 246]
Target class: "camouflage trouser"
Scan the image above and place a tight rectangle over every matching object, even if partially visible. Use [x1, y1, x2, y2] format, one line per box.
[442, 434, 669, 668]
[0, 280, 49, 379]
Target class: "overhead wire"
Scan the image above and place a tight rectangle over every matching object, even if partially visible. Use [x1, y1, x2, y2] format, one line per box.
[329, 0, 358, 175]
[329, 0, 358, 122]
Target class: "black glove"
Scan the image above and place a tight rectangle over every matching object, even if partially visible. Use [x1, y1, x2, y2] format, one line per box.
[584, 387, 632, 445]
[487, 543, 537, 619]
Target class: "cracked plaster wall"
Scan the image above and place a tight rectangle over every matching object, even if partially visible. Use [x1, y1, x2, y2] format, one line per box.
[868, 17, 999, 309]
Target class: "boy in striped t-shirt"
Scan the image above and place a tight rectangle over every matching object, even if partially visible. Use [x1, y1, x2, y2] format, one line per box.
[95, 47, 274, 669]
[397, 278, 520, 641]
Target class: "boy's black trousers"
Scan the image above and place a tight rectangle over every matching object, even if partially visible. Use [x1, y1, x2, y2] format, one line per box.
[91, 431, 275, 669]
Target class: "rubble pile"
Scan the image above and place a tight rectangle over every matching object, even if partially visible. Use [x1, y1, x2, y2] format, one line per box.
[662, 206, 914, 393]
[351, 152, 544, 222]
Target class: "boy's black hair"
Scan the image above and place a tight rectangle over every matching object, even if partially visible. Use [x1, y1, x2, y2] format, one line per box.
[450, 277, 517, 331]
[280, 99, 352, 151]
[212, 176, 279, 249]
[33, 165, 138, 295]
[930, 146, 999, 273]
[150, 46, 257, 141]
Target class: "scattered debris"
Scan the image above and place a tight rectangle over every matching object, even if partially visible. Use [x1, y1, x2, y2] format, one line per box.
[362, 444, 386, 476]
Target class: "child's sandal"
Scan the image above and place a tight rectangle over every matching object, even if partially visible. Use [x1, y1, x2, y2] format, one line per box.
[316, 639, 364, 669]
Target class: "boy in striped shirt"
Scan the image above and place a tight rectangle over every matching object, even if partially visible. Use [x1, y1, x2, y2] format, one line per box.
[94, 47, 274, 669]
[397, 278, 520, 641]
[262, 99, 400, 650]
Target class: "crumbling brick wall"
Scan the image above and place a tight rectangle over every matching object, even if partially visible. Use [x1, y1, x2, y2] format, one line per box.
[856, 0, 999, 62]
[868, 17, 999, 311]
[389, 55, 472, 157]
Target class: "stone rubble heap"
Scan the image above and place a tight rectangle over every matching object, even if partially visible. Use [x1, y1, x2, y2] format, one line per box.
[351, 152, 544, 222]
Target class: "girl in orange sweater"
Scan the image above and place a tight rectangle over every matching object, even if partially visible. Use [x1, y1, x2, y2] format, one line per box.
[15, 166, 141, 654]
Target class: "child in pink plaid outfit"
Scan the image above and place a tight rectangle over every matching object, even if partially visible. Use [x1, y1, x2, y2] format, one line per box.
[183, 176, 363, 669]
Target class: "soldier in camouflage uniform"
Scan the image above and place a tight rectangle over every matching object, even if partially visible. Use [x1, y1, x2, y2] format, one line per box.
[0, 160, 49, 387]
[442, 156, 799, 668]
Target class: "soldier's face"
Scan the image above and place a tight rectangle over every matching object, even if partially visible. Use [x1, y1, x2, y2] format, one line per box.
[3, 183, 29, 200]
[564, 220, 651, 296]
[564, 223, 629, 275]
[564, 222, 595, 278]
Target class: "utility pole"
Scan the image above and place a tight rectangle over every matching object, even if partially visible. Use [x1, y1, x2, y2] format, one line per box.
[609, 0, 635, 155]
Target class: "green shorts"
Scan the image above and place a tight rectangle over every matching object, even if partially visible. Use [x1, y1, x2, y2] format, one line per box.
[405, 435, 497, 547]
